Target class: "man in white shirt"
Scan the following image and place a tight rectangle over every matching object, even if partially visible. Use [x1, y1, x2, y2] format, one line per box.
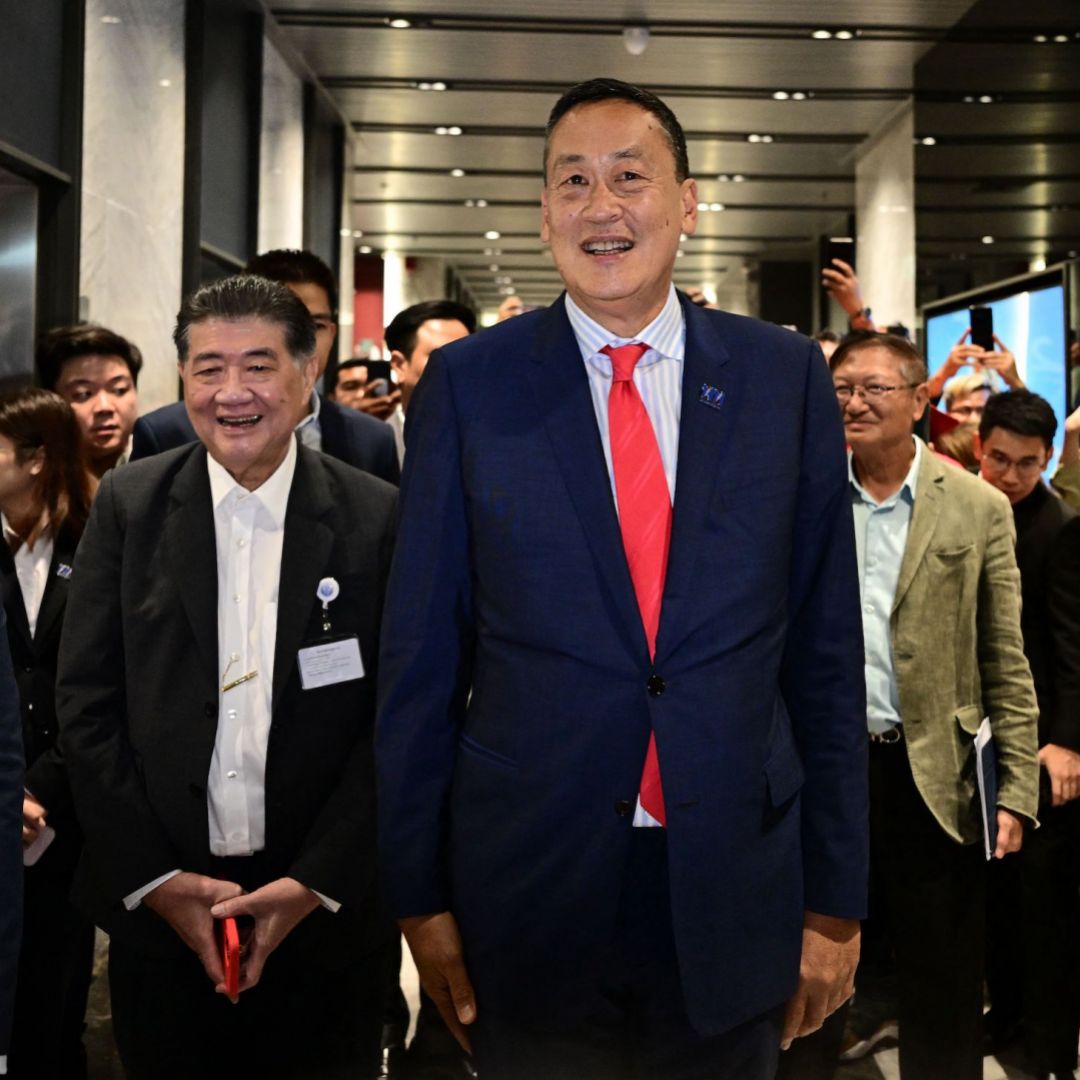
[57, 275, 398, 1079]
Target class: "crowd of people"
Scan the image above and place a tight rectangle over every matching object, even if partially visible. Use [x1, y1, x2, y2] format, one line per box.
[0, 76, 1077, 1080]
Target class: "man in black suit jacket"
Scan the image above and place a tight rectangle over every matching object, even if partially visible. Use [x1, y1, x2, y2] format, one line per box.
[979, 391, 1080, 1077]
[131, 249, 399, 486]
[57, 276, 397, 1079]
[0, 607, 23, 1079]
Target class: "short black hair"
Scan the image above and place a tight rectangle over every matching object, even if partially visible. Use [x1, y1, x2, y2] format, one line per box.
[544, 78, 690, 183]
[174, 275, 316, 363]
[979, 389, 1058, 448]
[830, 331, 928, 386]
[385, 300, 476, 360]
[814, 329, 841, 345]
[244, 248, 338, 317]
[36, 324, 143, 391]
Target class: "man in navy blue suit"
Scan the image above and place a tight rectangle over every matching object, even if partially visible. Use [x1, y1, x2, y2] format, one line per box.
[376, 79, 868, 1079]
[130, 249, 400, 485]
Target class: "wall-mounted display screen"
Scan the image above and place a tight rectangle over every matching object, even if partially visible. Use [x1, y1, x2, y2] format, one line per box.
[923, 269, 1069, 472]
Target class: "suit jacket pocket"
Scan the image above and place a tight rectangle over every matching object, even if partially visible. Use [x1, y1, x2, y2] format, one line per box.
[764, 738, 805, 807]
[955, 703, 983, 737]
[458, 732, 519, 770]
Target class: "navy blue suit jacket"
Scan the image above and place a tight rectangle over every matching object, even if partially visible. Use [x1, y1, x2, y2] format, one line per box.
[376, 293, 868, 1037]
[130, 396, 400, 485]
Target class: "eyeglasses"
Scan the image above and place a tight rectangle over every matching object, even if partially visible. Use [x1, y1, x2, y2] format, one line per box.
[981, 449, 1044, 477]
[834, 382, 920, 402]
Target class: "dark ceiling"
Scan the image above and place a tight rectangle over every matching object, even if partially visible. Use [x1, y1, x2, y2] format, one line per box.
[270, 1, 1080, 314]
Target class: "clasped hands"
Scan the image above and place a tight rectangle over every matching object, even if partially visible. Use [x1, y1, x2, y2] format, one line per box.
[144, 872, 320, 1003]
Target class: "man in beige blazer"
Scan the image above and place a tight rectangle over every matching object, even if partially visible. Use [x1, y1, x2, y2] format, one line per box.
[830, 332, 1039, 1080]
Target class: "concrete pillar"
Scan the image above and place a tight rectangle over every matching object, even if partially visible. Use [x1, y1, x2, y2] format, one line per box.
[855, 102, 916, 334]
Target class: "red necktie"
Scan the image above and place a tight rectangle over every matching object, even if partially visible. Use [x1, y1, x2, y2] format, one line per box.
[604, 342, 670, 826]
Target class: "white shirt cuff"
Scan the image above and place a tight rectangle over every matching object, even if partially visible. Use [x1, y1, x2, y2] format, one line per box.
[124, 869, 182, 910]
[1, 1052, 8, 1074]
[310, 889, 341, 913]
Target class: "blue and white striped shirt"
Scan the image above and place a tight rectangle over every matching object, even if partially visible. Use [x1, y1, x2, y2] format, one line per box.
[565, 287, 686, 507]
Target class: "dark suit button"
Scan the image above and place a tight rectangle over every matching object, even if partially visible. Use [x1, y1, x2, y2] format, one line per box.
[204, 703, 217, 719]
[647, 674, 666, 697]
[614, 799, 633, 818]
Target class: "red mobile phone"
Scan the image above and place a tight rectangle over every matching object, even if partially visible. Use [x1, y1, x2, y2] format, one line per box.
[217, 916, 240, 998]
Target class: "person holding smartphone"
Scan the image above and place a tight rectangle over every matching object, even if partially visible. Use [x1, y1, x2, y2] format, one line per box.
[927, 328, 1025, 404]
[0, 388, 95, 1079]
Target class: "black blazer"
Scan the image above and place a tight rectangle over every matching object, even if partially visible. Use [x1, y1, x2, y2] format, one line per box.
[0, 605, 22, 1058]
[57, 441, 398, 965]
[1013, 481, 1080, 750]
[130, 397, 401, 485]
[0, 527, 82, 880]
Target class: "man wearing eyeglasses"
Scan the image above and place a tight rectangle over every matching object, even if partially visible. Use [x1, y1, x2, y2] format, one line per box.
[830, 333, 1039, 1080]
[977, 390, 1080, 1079]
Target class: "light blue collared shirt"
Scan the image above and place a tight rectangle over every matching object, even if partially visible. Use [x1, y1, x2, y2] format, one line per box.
[565, 286, 685, 506]
[850, 437, 923, 734]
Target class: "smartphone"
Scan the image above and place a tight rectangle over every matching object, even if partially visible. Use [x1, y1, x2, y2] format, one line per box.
[217, 916, 241, 998]
[366, 378, 391, 398]
[970, 305, 994, 351]
[826, 237, 856, 273]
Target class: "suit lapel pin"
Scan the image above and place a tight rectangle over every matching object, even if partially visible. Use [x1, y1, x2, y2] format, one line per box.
[56, 563, 72, 579]
[699, 384, 726, 410]
[317, 576, 340, 632]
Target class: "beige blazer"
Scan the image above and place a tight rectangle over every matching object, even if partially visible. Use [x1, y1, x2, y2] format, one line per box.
[892, 444, 1039, 843]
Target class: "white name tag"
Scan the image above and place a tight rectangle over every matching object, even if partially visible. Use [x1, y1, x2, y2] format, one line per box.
[298, 636, 364, 690]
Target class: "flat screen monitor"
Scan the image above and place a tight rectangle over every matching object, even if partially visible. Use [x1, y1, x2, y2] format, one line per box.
[923, 268, 1069, 474]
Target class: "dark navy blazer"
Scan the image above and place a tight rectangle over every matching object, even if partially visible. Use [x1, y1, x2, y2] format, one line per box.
[131, 396, 400, 485]
[376, 293, 869, 1037]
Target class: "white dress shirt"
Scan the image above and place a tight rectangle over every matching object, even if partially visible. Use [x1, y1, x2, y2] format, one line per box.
[565, 286, 686, 828]
[2, 516, 53, 637]
[124, 439, 339, 911]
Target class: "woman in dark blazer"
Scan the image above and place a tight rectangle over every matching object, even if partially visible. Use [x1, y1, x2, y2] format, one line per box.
[0, 388, 93, 1079]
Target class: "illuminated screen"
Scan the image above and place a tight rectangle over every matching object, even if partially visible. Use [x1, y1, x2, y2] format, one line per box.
[924, 280, 1068, 471]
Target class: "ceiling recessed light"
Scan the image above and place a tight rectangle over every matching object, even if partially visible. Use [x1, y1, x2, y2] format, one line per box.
[981, 235, 995, 244]
[920, 136, 937, 146]
[760, 135, 774, 143]
[476, 199, 488, 207]
[747, 134, 762, 143]
[811, 29, 832, 39]
[679, 233, 688, 242]
[835, 29, 854, 40]
[464, 199, 476, 207]
[963, 95, 975, 103]
[358, 245, 373, 254]
[772, 91, 790, 101]
[1069, 250, 1078, 258]
[158, 78, 172, 88]
[792, 91, 807, 101]
[732, 174, 745, 182]
[676, 249, 685, 257]
[387, 17, 412, 29]
[339, 228, 351, 237]
[352, 230, 364, 238]
[449, 168, 466, 177]
[484, 247, 501, 255]
[484, 230, 501, 240]
[1034, 34, 1048, 42]
[489, 264, 499, 272]
[979, 94, 993, 104]
[709, 202, 725, 212]
[717, 174, 730, 182]
[435, 125, 463, 136]
[100, 14, 122, 23]
[697, 201, 710, 211]
[417, 80, 448, 91]
[1054, 34, 1069, 43]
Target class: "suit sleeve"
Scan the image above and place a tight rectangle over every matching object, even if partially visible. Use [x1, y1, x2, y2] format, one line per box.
[0, 607, 22, 1058]
[977, 494, 1040, 823]
[778, 341, 869, 920]
[57, 472, 180, 903]
[288, 491, 398, 905]
[374, 422, 401, 486]
[376, 351, 474, 917]
[129, 415, 159, 462]
[1045, 515, 1080, 750]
